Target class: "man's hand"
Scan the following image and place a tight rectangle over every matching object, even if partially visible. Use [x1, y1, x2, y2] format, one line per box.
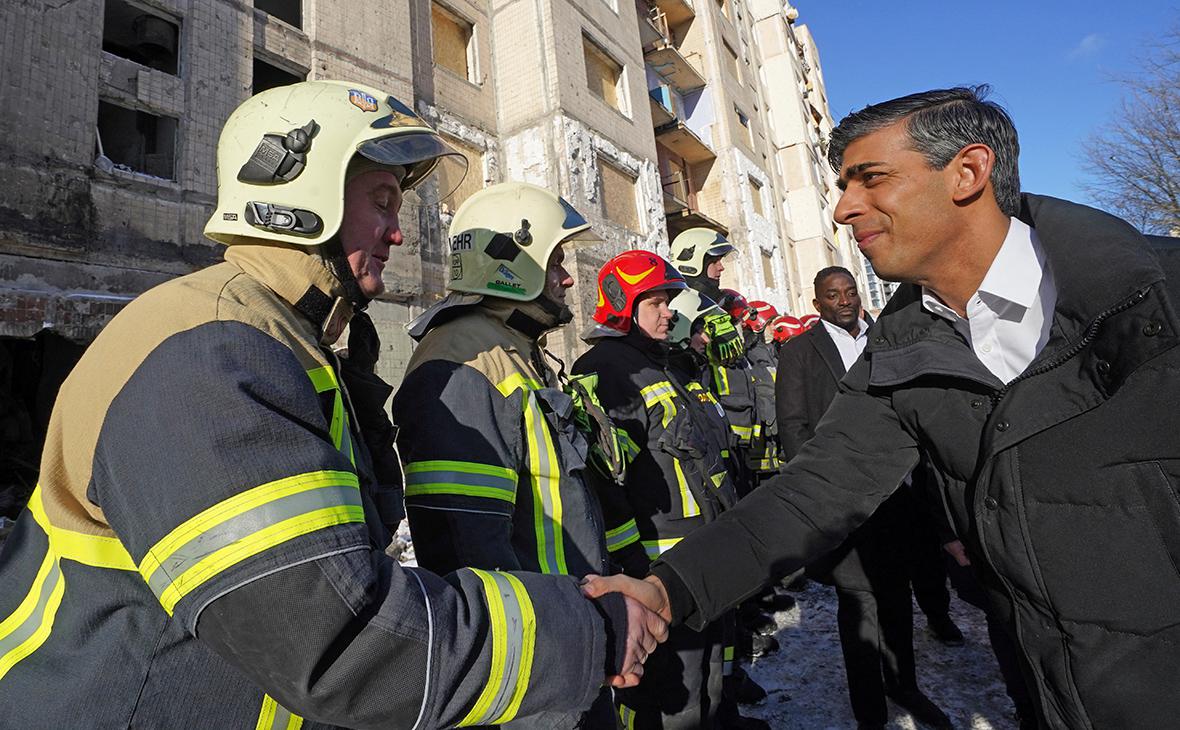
[943, 539, 970, 567]
[581, 574, 671, 688]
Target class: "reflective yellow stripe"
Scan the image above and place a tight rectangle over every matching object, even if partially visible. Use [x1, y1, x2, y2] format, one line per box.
[641, 381, 678, 428]
[256, 695, 304, 730]
[605, 519, 641, 552]
[404, 460, 518, 503]
[0, 545, 65, 680]
[140, 470, 363, 615]
[495, 372, 543, 397]
[618, 703, 637, 730]
[28, 486, 135, 571]
[673, 458, 700, 518]
[523, 392, 566, 574]
[458, 569, 537, 726]
[617, 428, 641, 462]
[641, 537, 682, 559]
[307, 366, 355, 465]
[712, 365, 731, 395]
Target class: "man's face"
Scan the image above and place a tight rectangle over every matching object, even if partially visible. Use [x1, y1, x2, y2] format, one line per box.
[833, 121, 957, 283]
[339, 169, 404, 299]
[704, 255, 725, 281]
[689, 326, 709, 356]
[634, 290, 673, 340]
[542, 243, 574, 306]
[813, 273, 861, 332]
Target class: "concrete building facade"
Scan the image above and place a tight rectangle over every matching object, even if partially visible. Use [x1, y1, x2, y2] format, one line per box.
[0, 0, 866, 503]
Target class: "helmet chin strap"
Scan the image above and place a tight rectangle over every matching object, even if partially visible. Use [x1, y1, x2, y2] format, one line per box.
[536, 292, 573, 325]
[319, 235, 371, 310]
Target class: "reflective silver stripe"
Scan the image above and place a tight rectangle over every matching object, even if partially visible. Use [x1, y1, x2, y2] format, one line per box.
[144, 484, 361, 600]
[404, 468, 517, 494]
[0, 560, 61, 665]
[524, 392, 565, 574]
[485, 572, 526, 722]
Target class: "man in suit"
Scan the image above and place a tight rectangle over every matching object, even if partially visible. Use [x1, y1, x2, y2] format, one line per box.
[775, 266, 950, 730]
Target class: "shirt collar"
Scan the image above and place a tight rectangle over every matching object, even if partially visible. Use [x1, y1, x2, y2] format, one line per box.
[921, 217, 1043, 321]
[821, 317, 867, 340]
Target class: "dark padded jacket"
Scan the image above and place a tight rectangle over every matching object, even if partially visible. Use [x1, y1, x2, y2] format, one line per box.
[0, 245, 616, 730]
[573, 332, 737, 579]
[652, 195, 1180, 729]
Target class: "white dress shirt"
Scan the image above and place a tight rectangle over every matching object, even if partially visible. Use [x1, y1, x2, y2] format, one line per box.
[821, 317, 869, 372]
[921, 218, 1057, 384]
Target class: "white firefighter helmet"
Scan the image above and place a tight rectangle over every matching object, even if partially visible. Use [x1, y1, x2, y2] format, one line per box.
[667, 288, 725, 347]
[204, 80, 466, 247]
[446, 182, 600, 301]
[669, 227, 735, 277]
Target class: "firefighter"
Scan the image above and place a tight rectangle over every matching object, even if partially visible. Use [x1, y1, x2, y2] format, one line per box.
[573, 251, 750, 729]
[669, 227, 735, 304]
[0, 81, 664, 728]
[393, 181, 626, 728]
[769, 314, 805, 353]
[744, 301, 780, 371]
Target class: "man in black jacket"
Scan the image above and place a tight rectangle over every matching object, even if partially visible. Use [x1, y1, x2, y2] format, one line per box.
[777, 266, 950, 730]
[586, 85, 1180, 729]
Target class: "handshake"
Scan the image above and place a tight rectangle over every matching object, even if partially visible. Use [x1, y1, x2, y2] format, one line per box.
[580, 573, 673, 688]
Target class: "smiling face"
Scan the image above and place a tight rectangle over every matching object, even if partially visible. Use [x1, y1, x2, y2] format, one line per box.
[813, 272, 861, 333]
[634, 289, 673, 340]
[339, 169, 405, 299]
[832, 121, 959, 284]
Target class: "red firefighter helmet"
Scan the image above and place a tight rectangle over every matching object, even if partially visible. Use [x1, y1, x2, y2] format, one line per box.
[799, 313, 821, 330]
[771, 314, 805, 343]
[717, 289, 754, 326]
[593, 250, 687, 333]
[746, 300, 779, 333]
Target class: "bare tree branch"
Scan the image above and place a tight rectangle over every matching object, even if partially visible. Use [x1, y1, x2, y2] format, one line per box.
[1080, 24, 1180, 235]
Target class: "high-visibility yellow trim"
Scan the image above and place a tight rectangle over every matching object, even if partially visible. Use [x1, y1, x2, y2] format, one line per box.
[605, 519, 641, 552]
[619, 703, 637, 730]
[495, 372, 542, 397]
[491, 572, 537, 724]
[27, 486, 135, 571]
[404, 484, 516, 502]
[0, 548, 65, 680]
[712, 365, 731, 395]
[642, 537, 682, 559]
[307, 367, 346, 450]
[458, 570, 513, 726]
[257, 695, 304, 730]
[306, 365, 338, 392]
[673, 458, 700, 518]
[406, 460, 518, 480]
[641, 381, 678, 428]
[523, 393, 567, 574]
[155, 503, 364, 615]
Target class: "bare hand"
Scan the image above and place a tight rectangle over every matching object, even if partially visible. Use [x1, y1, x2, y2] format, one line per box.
[943, 539, 970, 567]
[581, 574, 671, 688]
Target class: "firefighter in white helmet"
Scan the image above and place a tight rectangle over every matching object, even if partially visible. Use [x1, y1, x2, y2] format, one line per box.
[394, 181, 641, 728]
[0, 81, 664, 728]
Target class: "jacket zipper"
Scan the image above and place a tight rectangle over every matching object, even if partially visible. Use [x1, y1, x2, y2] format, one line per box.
[989, 287, 1149, 407]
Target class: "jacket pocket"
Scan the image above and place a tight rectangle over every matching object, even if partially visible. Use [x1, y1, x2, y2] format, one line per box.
[1126, 460, 1180, 581]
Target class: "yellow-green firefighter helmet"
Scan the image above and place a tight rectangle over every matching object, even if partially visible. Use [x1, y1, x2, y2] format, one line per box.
[446, 182, 600, 301]
[669, 227, 735, 277]
[204, 80, 466, 247]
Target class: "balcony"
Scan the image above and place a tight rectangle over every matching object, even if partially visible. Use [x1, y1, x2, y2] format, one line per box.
[655, 120, 714, 164]
[648, 86, 676, 126]
[666, 207, 728, 240]
[645, 41, 706, 94]
[662, 170, 689, 213]
[636, 0, 664, 47]
[650, 0, 695, 27]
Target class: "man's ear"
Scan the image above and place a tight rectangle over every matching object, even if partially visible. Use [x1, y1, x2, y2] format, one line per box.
[951, 143, 994, 204]
[812, 298, 821, 313]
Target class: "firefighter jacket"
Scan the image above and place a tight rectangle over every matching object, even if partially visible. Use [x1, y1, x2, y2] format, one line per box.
[0, 244, 620, 729]
[704, 348, 780, 476]
[573, 331, 738, 580]
[394, 296, 611, 581]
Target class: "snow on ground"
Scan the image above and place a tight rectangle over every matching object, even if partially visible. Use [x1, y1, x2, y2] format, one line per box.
[741, 581, 1017, 730]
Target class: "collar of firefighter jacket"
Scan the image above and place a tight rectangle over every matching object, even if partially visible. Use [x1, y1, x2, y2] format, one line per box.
[224, 243, 354, 346]
[479, 296, 565, 344]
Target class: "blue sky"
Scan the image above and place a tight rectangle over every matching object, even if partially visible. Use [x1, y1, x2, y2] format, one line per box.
[794, 1, 1179, 207]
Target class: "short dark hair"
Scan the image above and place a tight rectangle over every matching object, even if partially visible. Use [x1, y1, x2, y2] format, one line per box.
[813, 266, 854, 296]
[827, 85, 1021, 217]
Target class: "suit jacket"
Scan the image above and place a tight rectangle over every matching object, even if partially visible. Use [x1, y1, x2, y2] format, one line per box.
[775, 320, 911, 588]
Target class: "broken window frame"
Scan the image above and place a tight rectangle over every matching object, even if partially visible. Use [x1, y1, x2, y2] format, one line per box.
[255, 0, 302, 30]
[101, 0, 182, 76]
[95, 99, 180, 183]
[431, 1, 479, 85]
[583, 34, 630, 117]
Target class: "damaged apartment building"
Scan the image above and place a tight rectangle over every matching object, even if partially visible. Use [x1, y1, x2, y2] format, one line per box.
[0, 0, 862, 517]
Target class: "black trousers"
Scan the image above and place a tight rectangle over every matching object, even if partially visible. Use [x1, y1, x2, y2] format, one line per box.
[616, 617, 727, 729]
[835, 579, 917, 724]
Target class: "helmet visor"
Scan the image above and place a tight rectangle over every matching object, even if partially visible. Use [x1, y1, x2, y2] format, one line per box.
[705, 242, 736, 259]
[358, 132, 470, 202]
